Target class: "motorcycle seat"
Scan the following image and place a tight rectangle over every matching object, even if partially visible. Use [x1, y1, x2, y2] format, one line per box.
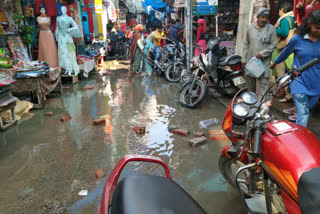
[298, 167, 320, 214]
[219, 55, 242, 67]
[111, 175, 206, 214]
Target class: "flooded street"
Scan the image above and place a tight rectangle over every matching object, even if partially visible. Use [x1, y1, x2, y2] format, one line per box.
[0, 61, 246, 214]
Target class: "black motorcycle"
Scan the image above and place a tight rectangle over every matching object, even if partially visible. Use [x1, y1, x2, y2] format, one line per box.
[179, 38, 245, 108]
[146, 38, 176, 75]
[165, 41, 186, 83]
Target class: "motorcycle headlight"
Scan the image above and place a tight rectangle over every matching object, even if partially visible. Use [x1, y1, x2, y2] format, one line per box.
[233, 103, 249, 118]
[241, 91, 258, 105]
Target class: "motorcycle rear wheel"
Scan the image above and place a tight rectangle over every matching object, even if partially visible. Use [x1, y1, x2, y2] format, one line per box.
[179, 79, 206, 108]
[166, 63, 185, 83]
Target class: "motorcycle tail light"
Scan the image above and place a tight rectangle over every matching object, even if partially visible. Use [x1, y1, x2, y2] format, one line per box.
[231, 64, 242, 71]
[224, 66, 232, 71]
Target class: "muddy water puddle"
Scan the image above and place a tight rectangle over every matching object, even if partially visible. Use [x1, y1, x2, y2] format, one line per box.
[0, 64, 246, 214]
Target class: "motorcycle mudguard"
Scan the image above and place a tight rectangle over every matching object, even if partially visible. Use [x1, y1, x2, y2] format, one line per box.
[172, 61, 185, 66]
[223, 69, 245, 81]
[180, 79, 193, 92]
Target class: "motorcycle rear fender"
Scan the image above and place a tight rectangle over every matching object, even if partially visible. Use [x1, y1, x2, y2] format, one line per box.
[223, 69, 244, 81]
[97, 155, 172, 214]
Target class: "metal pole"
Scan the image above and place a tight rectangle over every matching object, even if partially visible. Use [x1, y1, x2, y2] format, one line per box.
[216, 15, 218, 37]
[185, 0, 193, 74]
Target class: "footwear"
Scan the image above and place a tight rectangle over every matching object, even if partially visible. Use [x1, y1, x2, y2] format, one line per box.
[279, 96, 293, 103]
[282, 107, 296, 114]
[288, 113, 297, 122]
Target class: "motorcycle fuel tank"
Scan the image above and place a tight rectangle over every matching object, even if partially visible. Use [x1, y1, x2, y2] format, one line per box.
[261, 120, 320, 203]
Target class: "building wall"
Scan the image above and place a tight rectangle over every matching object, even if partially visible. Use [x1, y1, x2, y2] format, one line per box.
[235, 0, 252, 56]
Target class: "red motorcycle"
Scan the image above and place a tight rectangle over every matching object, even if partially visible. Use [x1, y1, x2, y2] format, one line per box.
[219, 58, 320, 214]
[97, 155, 206, 214]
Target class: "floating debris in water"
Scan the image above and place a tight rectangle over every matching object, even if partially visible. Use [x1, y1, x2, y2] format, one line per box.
[78, 190, 88, 196]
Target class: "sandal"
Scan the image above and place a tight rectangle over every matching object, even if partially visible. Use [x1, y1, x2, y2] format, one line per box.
[288, 113, 298, 122]
[282, 107, 296, 115]
[279, 94, 293, 103]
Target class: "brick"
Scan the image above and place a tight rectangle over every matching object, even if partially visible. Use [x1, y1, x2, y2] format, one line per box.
[209, 130, 228, 141]
[188, 136, 207, 147]
[194, 131, 205, 137]
[171, 129, 189, 136]
[92, 118, 105, 125]
[96, 168, 105, 179]
[63, 86, 71, 90]
[82, 84, 95, 90]
[60, 116, 72, 122]
[45, 112, 53, 116]
[132, 126, 146, 134]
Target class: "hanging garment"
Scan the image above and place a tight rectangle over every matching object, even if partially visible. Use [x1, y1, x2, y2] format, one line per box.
[37, 17, 58, 67]
[55, 15, 81, 75]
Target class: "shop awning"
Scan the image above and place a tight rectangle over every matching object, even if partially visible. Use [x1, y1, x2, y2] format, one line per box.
[144, 0, 167, 11]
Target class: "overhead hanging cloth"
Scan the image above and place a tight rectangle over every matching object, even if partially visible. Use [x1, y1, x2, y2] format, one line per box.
[144, 0, 167, 11]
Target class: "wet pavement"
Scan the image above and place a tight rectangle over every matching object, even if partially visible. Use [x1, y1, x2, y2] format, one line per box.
[0, 60, 247, 214]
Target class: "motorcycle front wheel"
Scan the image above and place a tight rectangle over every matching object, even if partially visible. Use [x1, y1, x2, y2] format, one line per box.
[166, 63, 185, 83]
[179, 79, 206, 108]
[219, 155, 287, 213]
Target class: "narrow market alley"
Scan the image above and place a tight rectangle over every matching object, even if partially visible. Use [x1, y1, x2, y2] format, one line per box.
[0, 61, 246, 214]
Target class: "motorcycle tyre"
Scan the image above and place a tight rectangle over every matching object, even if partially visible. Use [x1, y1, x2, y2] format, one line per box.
[166, 63, 184, 83]
[179, 79, 206, 108]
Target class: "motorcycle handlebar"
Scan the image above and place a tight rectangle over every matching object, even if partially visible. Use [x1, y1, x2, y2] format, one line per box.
[294, 58, 319, 73]
[253, 129, 262, 156]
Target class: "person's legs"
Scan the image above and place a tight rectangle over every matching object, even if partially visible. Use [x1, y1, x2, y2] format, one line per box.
[257, 76, 270, 99]
[292, 93, 318, 127]
[154, 46, 160, 70]
[245, 75, 256, 93]
[154, 46, 160, 62]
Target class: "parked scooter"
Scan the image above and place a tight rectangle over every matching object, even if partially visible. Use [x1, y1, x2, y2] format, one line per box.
[97, 155, 206, 214]
[179, 38, 245, 108]
[219, 58, 320, 214]
[146, 38, 177, 75]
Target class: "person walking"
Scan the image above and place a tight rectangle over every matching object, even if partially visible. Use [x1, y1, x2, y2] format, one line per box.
[242, 7, 277, 98]
[194, 19, 207, 56]
[116, 26, 126, 57]
[273, 2, 295, 102]
[270, 10, 320, 127]
[153, 24, 165, 70]
[130, 24, 143, 72]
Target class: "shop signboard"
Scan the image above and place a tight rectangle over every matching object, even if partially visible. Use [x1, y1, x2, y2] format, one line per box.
[174, 0, 185, 8]
[193, 0, 218, 15]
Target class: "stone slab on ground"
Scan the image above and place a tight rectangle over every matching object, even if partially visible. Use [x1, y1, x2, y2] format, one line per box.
[194, 131, 205, 137]
[92, 118, 105, 125]
[171, 128, 190, 136]
[188, 136, 207, 147]
[209, 130, 228, 141]
[96, 168, 105, 179]
[60, 116, 72, 122]
[132, 126, 146, 134]
[45, 112, 53, 116]
[82, 84, 95, 90]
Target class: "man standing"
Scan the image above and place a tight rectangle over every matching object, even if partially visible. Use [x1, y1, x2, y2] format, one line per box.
[242, 7, 277, 98]
[153, 24, 165, 69]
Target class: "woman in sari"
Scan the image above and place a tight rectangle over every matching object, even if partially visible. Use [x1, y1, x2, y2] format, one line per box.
[129, 24, 144, 73]
[194, 19, 207, 56]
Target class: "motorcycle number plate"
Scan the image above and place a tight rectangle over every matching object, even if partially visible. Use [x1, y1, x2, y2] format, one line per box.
[233, 77, 246, 86]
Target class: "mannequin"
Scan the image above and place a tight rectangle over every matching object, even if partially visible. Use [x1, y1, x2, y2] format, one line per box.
[55, 6, 81, 75]
[37, 4, 58, 67]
